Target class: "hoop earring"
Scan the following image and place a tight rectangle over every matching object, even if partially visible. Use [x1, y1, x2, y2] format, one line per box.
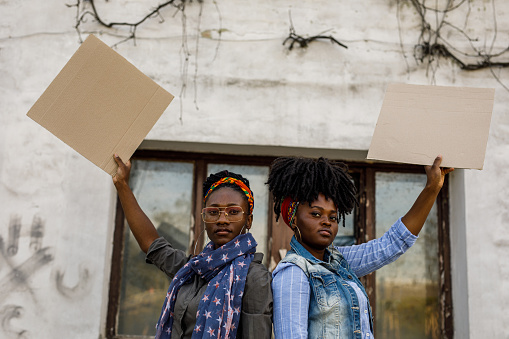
[240, 224, 251, 234]
[293, 225, 302, 241]
[194, 229, 205, 255]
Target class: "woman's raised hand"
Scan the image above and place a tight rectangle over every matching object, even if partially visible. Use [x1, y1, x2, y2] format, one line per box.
[111, 153, 159, 253]
[402, 155, 454, 236]
[424, 155, 455, 192]
[112, 154, 131, 186]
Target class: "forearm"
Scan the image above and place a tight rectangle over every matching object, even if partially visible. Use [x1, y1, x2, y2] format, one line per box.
[339, 219, 417, 277]
[115, 181, 160, 253]
[401, 184, 441, 236]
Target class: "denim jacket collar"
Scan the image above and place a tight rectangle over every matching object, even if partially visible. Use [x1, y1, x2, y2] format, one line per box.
[290, 235, 320, 261]
[289, 235, 341, 267]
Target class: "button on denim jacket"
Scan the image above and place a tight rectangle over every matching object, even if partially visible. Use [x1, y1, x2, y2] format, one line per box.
[281, 237, 373, 339]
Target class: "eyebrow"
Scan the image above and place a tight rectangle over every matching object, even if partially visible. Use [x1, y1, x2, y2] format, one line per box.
[309, 205, 337, 213]
[208, 203, 242, 207]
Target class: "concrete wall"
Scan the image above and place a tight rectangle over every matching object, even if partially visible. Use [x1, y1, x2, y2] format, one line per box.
[1, 0, 508, 337]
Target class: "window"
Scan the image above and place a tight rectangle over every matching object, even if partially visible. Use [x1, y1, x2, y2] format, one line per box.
[118, 160, 194, 335]
[375, 172, 443, 338]
[106, 150, 452, 338]
[106, 150, 276, 338]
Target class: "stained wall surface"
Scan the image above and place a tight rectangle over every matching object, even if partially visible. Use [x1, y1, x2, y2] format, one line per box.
[1, 1, 508, 338]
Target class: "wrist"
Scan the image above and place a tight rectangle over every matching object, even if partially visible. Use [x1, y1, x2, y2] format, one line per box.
[114, 179, 130, 191]
[424, 182, 442, 195]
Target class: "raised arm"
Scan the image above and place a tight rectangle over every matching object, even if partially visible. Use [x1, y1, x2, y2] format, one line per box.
[112, 154, 160, 253]
[401, 155, 454, 236]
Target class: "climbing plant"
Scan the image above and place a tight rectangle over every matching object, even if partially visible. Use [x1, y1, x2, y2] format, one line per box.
[68, 0, 222, 121]
[398, 0, 509, 88]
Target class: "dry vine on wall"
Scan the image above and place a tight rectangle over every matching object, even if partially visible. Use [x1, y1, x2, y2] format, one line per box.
[66, 0, 509, 118]
[282, 11, 348, 51]
[398, 0, 509, 89]
[67, 0, 223, 122]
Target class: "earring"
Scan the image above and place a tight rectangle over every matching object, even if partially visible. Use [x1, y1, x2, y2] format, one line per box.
[293, 225, 302, 241]
[194, 229, 205, 255]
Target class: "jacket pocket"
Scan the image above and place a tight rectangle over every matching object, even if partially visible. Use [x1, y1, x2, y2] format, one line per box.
[309, 272, 340, 308]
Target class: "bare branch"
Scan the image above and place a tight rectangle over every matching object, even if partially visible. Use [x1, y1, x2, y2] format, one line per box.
[404, 0, 509, 90]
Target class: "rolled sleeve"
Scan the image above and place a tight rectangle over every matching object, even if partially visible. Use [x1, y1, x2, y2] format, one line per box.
[145, 237, 191, 278]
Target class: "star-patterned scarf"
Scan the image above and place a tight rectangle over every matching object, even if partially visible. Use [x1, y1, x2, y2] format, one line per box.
[155, 233, 257, 339]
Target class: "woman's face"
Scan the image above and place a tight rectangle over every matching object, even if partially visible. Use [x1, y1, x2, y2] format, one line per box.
[204, 187, 252, 248]
[294, 193, 338, 257]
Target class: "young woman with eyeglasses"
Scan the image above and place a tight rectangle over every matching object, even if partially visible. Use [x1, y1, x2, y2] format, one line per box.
[267, 155, 453, 339]
[112, 155, 272, 339]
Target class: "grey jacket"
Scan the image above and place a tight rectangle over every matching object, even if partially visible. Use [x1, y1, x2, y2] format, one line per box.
[146, 237, 273, 339]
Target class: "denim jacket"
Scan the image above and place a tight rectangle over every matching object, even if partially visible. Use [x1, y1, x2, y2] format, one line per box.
[281, 236, 373, 339]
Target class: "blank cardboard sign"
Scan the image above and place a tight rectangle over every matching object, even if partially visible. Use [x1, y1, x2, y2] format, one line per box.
[367, 83, 494, 170]
[27, 34, 174, 175]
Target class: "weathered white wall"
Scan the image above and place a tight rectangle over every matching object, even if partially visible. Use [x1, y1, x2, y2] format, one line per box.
[1, 0, 509, 338]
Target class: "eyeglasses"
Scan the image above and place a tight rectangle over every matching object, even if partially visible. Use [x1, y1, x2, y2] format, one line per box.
[201, 206, 245, 223]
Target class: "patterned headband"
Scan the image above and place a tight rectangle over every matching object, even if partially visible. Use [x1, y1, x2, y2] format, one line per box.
[203, 177, 254, 214]
[281, 197, 299, 227]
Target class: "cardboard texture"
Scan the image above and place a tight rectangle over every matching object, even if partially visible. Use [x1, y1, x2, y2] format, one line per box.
[367, 83, 494, 170]
[27, 34, 174, 175]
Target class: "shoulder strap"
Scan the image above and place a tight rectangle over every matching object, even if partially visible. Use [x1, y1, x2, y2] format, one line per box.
[253, 252, 264, 264]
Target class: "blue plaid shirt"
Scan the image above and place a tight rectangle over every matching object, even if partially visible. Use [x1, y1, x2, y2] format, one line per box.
[272, 218, 418, 339]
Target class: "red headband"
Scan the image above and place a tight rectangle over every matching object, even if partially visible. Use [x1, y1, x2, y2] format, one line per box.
[281, 197, 299, 227]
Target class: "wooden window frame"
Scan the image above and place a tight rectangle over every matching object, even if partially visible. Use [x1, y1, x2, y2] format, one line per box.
[106, 151, 453, 338]
[352, 162, 453, 338]
[106, 150, 276, 338]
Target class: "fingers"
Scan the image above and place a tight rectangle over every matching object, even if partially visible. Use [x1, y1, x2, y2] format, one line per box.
[113, 153, 124, 167]
[432, 155, 443, 168]
[428, 155, 454, 182]
[112, 154, 132, 183]
[114, 154, 130, 169]
[443, 167, 455, 175]
[432, 155, 454, 175]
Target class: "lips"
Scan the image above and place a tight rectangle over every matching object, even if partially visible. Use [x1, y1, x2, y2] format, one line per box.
[215, 228, 232, 235]
[318, 228, 332, 236]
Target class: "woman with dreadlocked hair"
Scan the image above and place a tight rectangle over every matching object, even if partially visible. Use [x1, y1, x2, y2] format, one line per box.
[112, 155, 272, 339]
[269, 155, 453, 339]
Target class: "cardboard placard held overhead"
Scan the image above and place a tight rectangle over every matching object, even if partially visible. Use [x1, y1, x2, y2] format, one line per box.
[367, 83, 494, 170]
[27, 34, 174, 175]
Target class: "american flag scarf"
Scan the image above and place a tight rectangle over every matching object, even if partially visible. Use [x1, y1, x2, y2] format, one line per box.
[155, 232, 257, 339]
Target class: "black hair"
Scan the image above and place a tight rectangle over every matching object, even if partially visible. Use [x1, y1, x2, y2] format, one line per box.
[202, 170, 252, 211]
[266, 157, 357, 226]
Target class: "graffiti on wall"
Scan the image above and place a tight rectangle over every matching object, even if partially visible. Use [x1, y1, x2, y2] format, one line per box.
[0, 215, 91, 338]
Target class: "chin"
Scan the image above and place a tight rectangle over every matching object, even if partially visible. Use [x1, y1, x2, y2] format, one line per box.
[211, 236, 232, 248]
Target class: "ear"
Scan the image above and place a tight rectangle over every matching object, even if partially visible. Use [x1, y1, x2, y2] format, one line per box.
[246, 214, 253, 230]
[291, 213, 299, 227]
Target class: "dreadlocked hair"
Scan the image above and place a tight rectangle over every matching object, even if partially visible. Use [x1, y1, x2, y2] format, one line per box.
[267, 157, 358, 227]
[203, 170, 252, 208]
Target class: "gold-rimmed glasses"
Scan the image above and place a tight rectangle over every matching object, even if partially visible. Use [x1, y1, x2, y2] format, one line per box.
[201, 206, 245, 223]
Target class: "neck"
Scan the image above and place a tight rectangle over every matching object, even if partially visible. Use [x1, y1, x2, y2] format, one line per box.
[297, 239, 326, 261]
